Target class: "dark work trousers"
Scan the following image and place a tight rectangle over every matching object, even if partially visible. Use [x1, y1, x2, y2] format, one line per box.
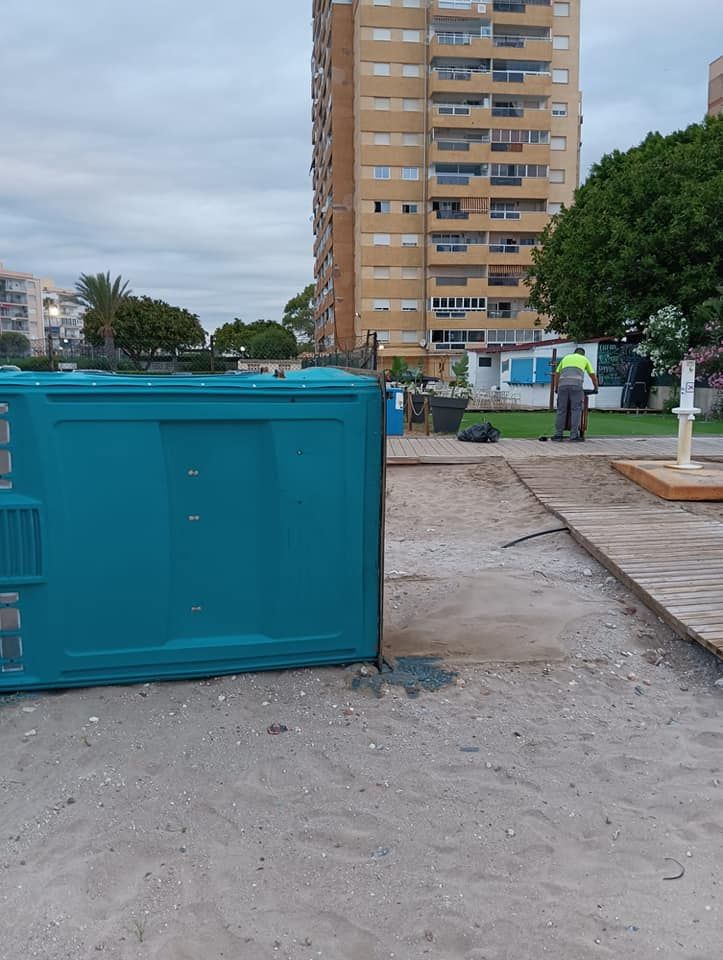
[555, 383, 584, 439]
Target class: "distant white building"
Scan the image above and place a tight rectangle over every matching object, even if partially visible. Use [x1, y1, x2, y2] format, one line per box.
[41, 281, 84, 348]
[0, 261, 44, 343]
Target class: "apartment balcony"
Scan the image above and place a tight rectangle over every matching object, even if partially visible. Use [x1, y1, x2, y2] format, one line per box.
[489, 208, 550, 231]
[491, 0, 552, 27]
[430, 139, 491, 163]
[485, 241, 536, 265]
[428, 239, 488, 267]
[492, 31, 551, 53]
[487, 177, 549, 199]
[490, 142, 551, 164]
[430, 101, 492, 129]
[427, 276, 489, 299]
[429, 32, 493, 60]
[429, 65, 491, 97]
[430, 208, 491, 231]
[491, 67, 551, 94]
[430, 175, 489, 197]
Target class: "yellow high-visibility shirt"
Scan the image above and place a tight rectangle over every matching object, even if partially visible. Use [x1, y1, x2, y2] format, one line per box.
[557, 353, 594, 386]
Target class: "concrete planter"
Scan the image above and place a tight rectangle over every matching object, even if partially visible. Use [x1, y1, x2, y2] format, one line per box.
[430, 395, 468, 434]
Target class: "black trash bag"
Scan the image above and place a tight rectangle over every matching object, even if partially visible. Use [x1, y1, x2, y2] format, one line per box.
[457, 421, 501, 443]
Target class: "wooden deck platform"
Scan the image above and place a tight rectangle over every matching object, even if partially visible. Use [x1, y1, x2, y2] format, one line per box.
[387, 435, 723, 465]
[509, 460, 723, 662]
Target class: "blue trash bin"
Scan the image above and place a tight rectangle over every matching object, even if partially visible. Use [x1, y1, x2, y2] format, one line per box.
[386, 387, 405, 437]
[0, 369, 385, 689]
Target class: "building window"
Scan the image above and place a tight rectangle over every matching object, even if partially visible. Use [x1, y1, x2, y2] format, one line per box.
[478, 356, 492, 368]
[373, 0, 391, 5]
[374, 266, 391, 278]
[374, 166, 391, 179]
[376, 330, 391, 342]
[374, 200, 391, 212]
[402, 132, 423, 145]
[373, 62, 391, 76]
[401, 166, 419, 180]
[402, 64, 421, 77]
[401, 330, 420, 342]
[401, 234, 419, 247]
[553, 35, 570, 50]
[552, 102, 568, 117]
[374, 132, 392, 145]
[401, 266, 420, 279]
[402, 203, 418, 213]
[431, 296, 487, 311]
[551, 136, 567, 150]
[401, 300, 419, 312]
[553, 2, 570, 15]
[373, 233, 391, 245]
[402, 98, 422, 111]
[552, 69, 569, 84]
[548, 201, 563, 214]
[373, 28, 392, 41]
[373, 299, 391, 311]
[374, 97, 391, 110]
[549, 168, 566, 183]
[402, 30, 421, 42]
[403, 0, 421, 7]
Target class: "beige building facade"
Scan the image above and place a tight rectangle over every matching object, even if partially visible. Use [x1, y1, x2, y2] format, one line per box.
[312, 0, 581, 372]
[0, 262, 44, 343]
[709, 56, 723, 117]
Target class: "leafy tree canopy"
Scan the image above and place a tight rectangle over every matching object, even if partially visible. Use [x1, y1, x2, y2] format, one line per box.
[528, 117, 723, 342]
[0, 332, 31, 358]
[213, 319, 297, 358]
[281, 284, 315, 342]
[84, 296, 205, 368]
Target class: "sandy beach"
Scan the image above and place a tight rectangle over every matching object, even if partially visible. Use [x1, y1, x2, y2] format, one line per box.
[1, 462, 722, 960]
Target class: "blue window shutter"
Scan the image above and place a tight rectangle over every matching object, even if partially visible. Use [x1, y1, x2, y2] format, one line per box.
[509, 358, 534, 384]
[535, 357, 552, 384]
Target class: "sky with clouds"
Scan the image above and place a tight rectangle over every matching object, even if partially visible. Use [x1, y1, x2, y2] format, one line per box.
[1, 0, 720, 332]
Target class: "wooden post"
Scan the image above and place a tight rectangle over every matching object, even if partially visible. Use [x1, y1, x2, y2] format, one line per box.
[424, 396, 430, 436]
[548, 348, 558, 411]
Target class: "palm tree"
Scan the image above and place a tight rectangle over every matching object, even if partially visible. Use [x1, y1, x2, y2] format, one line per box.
[75, 272, 131, 368]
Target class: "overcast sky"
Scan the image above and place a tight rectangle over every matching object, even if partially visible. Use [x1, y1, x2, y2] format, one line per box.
[1, 0, 720, 331]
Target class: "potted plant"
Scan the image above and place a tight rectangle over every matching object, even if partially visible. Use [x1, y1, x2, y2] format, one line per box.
[430, 354, 472, 434]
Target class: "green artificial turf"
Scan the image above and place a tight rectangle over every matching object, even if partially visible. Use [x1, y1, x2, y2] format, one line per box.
[459, 410, 723, 439]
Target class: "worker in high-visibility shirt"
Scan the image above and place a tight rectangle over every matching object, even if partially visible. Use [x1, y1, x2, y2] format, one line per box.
[552, 347, 599, 442]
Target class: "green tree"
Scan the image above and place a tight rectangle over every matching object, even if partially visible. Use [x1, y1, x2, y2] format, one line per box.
[213, 319, 297, 358]
[83, 296, 205, 369]
[75, 272, 131, 368]
[0, 332, 31, 358]
[281, 284, 315, 342]
[528, 117, 723, 341]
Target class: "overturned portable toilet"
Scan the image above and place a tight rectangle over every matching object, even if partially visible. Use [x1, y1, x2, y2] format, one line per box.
[0, 369, 385, 690]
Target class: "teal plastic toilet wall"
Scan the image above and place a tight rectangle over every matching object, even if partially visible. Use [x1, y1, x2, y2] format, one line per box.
[0, 369, 384, 689]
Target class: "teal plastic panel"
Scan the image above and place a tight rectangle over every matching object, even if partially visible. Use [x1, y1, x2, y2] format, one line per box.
[0, 370, 384, 689]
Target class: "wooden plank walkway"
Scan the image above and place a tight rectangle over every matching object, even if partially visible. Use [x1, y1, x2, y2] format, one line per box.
[387, 435, 723, 465]
[509, 460, 723, 662]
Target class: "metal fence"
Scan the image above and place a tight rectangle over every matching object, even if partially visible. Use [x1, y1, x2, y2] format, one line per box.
[302, 334, 378, 372]
[1, 335, 378, 374]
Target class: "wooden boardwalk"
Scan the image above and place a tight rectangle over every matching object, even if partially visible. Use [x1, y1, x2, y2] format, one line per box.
[387, 435, 723, 464]
[509, 460, 723, 662]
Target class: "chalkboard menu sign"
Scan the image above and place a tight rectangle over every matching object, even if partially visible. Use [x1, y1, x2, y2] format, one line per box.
[597, 341, 638, 387]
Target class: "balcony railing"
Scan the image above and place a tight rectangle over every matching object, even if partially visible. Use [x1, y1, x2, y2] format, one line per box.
[488, 309, 522, 318]
[489, 243, 520, 253]
[491, 106, 524, 117]
[436, 33, 473, 45]
[438, 140, 471, 151]
[490, 176, 523, 186]
[493, 0, 550, 12]
[436, 210, 470, 219]
[490, 209, 522, 219]
[493, 35, 550, 48]
[488, 277, 521, 286]
[434, 67, 490, 81]
[437, 174, 471, 185]
[492, 70, 550, 83]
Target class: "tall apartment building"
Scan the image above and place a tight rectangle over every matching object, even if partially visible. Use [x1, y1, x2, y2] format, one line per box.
[0, 262, 44, 342]
[709, 56, 723, 117]
[41, 281, 85, 347]
[311, 0, 581, 373]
